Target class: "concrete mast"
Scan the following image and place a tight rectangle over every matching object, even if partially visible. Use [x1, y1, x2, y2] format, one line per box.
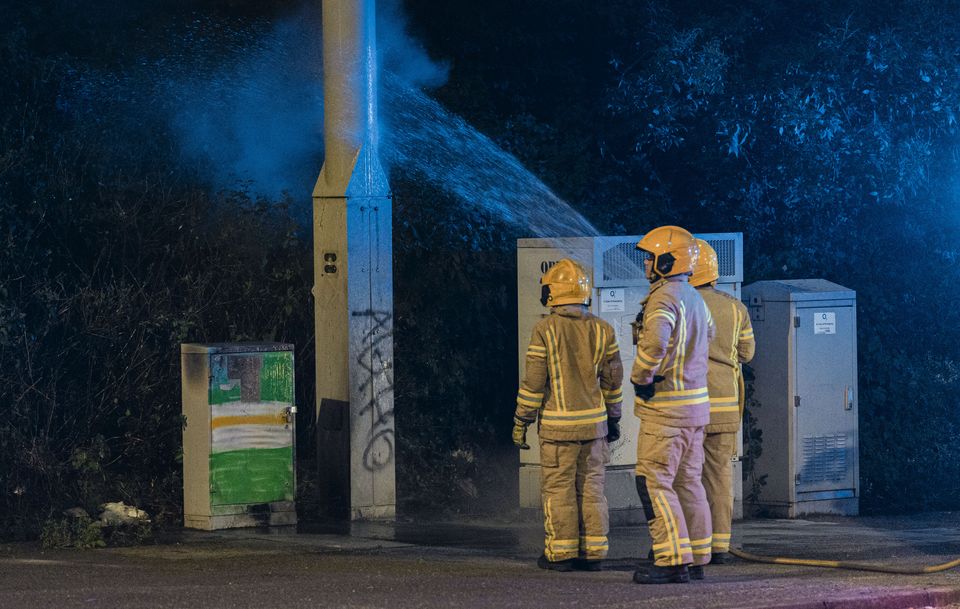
[313, 0, 395, 520]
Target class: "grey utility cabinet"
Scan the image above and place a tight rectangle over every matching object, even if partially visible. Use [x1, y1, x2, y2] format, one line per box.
[742, 280, 859, 517]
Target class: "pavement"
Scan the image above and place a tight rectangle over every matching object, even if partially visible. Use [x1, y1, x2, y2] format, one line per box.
[2, 512, 960, 609]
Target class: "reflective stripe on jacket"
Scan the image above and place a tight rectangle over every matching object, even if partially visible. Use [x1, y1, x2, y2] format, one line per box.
[631, 277, 714, 428]
[699, 286, 756, 433]
[515, 305, 624, 441]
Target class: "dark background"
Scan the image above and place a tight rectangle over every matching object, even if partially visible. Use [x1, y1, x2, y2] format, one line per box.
[3, 0, 960, 539]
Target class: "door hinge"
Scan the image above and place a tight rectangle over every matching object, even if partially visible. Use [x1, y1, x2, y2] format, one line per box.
[794, 315, 800, 328]
[794, 395, 801, 407]
[795, 473, 801, 485]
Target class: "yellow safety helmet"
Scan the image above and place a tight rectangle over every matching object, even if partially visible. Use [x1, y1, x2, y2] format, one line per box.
[690, 238, 719, 287]
[540, 258, 591, 307]
[635, 225, 699, 280]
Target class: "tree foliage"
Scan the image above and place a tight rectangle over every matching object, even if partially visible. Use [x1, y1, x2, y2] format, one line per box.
[0, 15, 314, 537]
[410, 0, 960, 514]
[4, 0, 960, 539]
[602, 0, 960, 512]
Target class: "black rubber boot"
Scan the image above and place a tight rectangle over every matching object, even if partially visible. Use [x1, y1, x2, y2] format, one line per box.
[632, 564, 690, 584]
[537, 555, 575, 572]
[573, 558, 603, 572]
[646, 548, 654, 562]
[710, 552, 732, 565]
[689, 565, 705, 580]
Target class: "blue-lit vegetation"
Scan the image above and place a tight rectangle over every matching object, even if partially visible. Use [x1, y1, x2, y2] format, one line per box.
[2, 0, 960, 536]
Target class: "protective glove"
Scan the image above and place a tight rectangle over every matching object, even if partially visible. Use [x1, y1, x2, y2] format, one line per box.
[512, 416, 531, 450]
[607, 417, 621, 443]
[633, 376, 665, 401]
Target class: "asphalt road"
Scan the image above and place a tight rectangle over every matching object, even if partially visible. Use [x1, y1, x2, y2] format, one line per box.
[2, 513, 960, 609]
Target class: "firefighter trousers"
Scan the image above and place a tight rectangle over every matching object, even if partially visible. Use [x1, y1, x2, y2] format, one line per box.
[636, 421, 712, 567]
[540, 437, 610, 561]
[702, 431, 737, 554]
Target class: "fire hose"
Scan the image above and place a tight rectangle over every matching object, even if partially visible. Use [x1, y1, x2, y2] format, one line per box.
[726, 371, 960, 575]
[729, 548, 960, 574]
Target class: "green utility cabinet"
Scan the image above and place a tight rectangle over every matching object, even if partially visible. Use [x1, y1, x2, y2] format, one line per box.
[181, 343, 297, 530]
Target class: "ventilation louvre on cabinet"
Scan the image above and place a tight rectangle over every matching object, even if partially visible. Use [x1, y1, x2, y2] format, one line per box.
[705, 237, 737, 280]
[602, 243, 646, 281]
[801, 434, 848, 483]
[599, 233, 742, 283]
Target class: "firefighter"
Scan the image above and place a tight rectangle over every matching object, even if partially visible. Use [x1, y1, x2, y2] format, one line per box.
[631, 225, 714, 584]
[513, 258, 624, 572]
[690, 239, 755, 564]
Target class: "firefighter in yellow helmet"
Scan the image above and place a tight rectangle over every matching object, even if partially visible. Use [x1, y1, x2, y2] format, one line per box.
[690, 239, 755, 564]
[631, 226, 715, 584]
[513, 258, 624, 572]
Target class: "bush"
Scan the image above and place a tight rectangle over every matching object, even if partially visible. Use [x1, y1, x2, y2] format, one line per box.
[40, 514, 105, 549]
[0, 33, 314, 539]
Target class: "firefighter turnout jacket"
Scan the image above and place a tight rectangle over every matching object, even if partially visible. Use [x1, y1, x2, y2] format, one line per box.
[515, 305, 624, 440]
[632, 275, 715, 568]
[699, 286, 755, 433]
[631, 276, 715, 428]
[699, 284, 756, 556]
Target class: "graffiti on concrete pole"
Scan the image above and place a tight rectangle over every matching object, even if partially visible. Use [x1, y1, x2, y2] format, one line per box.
[352, 309, 394, 472]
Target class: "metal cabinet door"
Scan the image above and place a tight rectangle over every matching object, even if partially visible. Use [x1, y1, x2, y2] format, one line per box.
[209, 351, 296, 506]
[794, 306, 857, 493]
[600, 286, 648, 467]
